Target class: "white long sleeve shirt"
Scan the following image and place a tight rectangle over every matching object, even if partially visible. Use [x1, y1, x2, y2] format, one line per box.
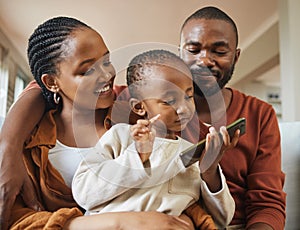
[72, 123, 234, 226]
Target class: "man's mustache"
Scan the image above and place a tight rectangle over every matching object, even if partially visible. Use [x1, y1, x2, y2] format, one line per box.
[190, 67, 220, 78]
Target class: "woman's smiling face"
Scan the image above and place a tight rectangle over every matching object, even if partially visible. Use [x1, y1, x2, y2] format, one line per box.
[55, 27, 116, 110]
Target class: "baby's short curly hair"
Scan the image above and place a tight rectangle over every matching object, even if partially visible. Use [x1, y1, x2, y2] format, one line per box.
[126, 49, 190, 98]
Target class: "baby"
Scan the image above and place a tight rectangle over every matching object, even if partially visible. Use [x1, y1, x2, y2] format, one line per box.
[72, 49, 236, 228]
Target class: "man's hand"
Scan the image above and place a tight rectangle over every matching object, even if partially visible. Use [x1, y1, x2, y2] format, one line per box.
[0, 143, 40, 230]
[0, 88, 45, 230]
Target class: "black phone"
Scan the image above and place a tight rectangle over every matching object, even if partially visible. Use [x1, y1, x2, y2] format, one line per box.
[180, 117, 246, 168]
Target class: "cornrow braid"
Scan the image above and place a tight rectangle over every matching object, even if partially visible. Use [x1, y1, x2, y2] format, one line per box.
[126, 49, 189, 97]
[27, 16, 90, 109]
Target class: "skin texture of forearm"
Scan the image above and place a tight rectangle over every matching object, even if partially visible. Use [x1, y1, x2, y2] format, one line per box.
[201, 167, 221, 193]
[1, 88, 45, 146]
[0, 88, 45, 230]
[64, 212, 193, 230]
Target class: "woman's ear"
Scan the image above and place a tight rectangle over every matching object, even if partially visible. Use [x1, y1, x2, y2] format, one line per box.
[41, 74, 59, 92]
[129, 98, 146, 116]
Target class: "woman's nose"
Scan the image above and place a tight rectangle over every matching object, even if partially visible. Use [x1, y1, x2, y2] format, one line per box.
[97, 65, 113, 82]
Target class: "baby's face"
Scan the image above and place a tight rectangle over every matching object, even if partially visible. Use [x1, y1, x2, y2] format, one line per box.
[139, 65, 195, 137]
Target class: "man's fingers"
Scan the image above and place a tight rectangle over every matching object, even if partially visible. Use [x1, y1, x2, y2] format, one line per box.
[0, 218, 9, 230]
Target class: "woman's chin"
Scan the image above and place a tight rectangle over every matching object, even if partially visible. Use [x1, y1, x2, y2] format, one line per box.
[96, 98, 114, 109]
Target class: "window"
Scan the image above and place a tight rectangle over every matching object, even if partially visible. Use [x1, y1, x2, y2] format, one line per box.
[0, 28, 32, 117]
[14, 75, 25, 102]
[0, 47, 8, 118]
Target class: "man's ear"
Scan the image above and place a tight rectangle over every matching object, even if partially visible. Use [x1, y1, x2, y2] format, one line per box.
[129, 98, 146, 116]
[234, 48, 241, 64]
[41, 74, 59, 92]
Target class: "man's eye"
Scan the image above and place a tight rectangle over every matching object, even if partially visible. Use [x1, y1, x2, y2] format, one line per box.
[213, 49, 228, 56]
[186, 48, 200, 54]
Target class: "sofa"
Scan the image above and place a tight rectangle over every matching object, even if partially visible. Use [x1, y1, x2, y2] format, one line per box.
[279, 122, 300, 229]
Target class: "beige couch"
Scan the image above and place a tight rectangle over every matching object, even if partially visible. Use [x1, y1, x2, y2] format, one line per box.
[279, 122, 300, 229]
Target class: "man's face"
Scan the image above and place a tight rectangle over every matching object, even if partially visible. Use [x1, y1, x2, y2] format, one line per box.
[179, 19, 240, 97]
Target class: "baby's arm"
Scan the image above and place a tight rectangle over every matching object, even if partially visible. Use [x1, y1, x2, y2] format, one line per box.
[0, 86, 45, 230]
[72, 124, 153, 211]
[199, 126, 239, 227]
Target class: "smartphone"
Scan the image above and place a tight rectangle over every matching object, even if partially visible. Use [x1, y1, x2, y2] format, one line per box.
[180, 117, 246, 168]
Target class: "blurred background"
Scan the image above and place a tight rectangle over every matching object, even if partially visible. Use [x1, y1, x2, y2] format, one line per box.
[0, 0, 299, 123]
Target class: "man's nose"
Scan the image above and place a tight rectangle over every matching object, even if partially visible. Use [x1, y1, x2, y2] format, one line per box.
[196, 50, 214, 67]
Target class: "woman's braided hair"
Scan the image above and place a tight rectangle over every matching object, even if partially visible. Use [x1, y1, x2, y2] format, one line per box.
[27, 16, 90, 109]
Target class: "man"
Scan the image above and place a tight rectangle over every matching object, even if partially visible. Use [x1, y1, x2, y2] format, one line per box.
[179, 6, 286, 230]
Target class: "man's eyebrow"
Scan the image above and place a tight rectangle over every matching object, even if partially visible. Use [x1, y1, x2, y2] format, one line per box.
[184, 41, 200, 45]
[212, 41, 230, 47]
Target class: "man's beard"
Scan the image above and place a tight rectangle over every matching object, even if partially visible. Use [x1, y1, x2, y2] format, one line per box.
[191, 65, 236, 97]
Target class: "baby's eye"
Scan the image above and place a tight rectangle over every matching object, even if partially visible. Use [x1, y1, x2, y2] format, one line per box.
[163, 99, 176, 105]
[185, 95, 194, 100]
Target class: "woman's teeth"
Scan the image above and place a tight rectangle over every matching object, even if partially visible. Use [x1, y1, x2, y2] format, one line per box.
[96, 85, 110, 94]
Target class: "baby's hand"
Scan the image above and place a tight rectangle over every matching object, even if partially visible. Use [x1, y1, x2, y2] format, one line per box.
[200, 126, 240, 173]
[130, 114, 160, 162]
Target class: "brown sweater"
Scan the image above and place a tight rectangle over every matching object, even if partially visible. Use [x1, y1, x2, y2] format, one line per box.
[182, 88, 286, 230]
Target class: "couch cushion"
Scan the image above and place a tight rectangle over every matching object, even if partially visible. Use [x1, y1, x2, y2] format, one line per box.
[279, 122, 300, 229]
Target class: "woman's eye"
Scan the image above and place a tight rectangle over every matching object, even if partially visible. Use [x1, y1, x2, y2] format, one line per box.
[103, 60, 112, 67]
[84, 67, 95, 76]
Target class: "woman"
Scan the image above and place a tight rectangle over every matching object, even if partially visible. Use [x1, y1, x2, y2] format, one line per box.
[2, 16, 192, 229]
